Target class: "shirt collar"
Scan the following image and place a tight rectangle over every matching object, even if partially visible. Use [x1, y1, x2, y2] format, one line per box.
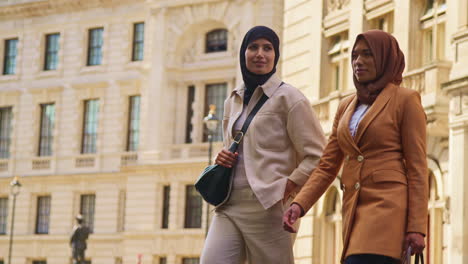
[232, 74, 282, 98]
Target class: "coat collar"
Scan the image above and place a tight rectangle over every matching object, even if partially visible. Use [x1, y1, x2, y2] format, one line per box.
[232, 74, 282, 99]
[353, 83, 395, 144]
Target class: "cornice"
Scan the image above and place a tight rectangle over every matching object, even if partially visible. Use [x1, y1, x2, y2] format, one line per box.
[0, 0, 143, 20]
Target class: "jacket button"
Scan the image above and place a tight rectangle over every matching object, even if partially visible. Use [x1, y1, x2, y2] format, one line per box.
[341, 183, 346, 191]
[357, 155, 364, 162]
[354, 182, 360, 190]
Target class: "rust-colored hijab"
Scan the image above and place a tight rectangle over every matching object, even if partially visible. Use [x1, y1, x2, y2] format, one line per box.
[352, 30, 405, 104]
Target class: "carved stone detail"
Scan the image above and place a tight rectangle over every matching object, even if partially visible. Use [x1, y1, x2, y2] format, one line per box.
[327, 0, 351, 14]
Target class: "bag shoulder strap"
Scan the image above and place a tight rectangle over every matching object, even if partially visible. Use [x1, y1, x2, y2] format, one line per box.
[228, 82, 284, 152]
[415, 253, 424, 264]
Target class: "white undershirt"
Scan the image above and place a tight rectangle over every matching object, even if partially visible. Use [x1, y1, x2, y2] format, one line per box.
[349, 103, 370, 137]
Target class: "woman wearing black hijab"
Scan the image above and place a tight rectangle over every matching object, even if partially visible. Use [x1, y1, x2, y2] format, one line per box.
[200, 26, 326, 264]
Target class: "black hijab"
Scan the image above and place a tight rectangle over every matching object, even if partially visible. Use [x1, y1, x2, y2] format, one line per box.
[239, 26, 280, 105]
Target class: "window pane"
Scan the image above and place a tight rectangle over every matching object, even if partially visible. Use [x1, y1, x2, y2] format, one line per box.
[32, 261, 47, 264]
[44, 33, 60, 70]
[3, 39, 18, 75]
[204, 83, 226, 142]
[0, 197, 8, 234]
[35, 196, 51, 234]
[182, 258, 200, 264]
[38, 103, 55, 156]
[127, 96, 140, 151]
[0, 107, 12, 159]
[185, 86, 195, 143]
[80, 194, 95, 233]
[162, 185, 170, 229]
[159, 257, 167, 264]
[184, 185, 202, 228]
[132, 23, 144, 61]
[87, 28, 103, 66]
[205, 29, 227, 53]
[81, 100, 99, 154]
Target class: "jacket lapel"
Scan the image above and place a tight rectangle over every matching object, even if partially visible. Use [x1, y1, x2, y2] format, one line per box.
[353, 83, 395, 144]
[340, 95, 361, 154]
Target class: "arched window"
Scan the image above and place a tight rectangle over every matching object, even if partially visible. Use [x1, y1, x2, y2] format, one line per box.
[205, 29, 228, 53]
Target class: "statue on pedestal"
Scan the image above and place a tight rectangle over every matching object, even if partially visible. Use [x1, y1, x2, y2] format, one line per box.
[70, 214, 90, 264]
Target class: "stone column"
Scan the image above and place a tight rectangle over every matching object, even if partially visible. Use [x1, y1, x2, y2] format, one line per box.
[443, 78, 468, 264]
[139, 7, 167, 163]
[450, 0, 468, 80]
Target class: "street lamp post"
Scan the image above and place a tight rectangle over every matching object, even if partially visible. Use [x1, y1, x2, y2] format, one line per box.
[203, 104, 219, 237]
[8, 176, 21, 264]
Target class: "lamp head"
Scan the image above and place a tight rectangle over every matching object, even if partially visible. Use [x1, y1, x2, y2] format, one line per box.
[10, 176, 21, 195]
[204, 104, 219, 134]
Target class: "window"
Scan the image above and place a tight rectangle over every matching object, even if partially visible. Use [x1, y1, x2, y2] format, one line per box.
[184, 185, 202, 228]
[0, 197, 7, 234]
[0, 107, 12, 159]
[132, 23, 144, 61]
[3, 38, 18, 75]
[87, 28, 103, 66]
[204, 83, 227, 142]
[117, 190, 126, 232]
[38, 103, 55, 156]
[420, 0, 446, 65]
[326, 32, 349, 96]
[205, 29, 227, 53]
[185, 86, 195, 143]
[81, 99, 99, 154]
[368, 12, 394, 33]
[323, 188, 342, 264]
[32, 261, 46, 264]
[44, 33, 60, 70]
[162, 185, 170, 229]
[80, 194, 95, 233]
[127, 96, 140, 151]
[159, 257, 167, 264]
[182, 258, 200, 264]
[35, 196, 51, 234]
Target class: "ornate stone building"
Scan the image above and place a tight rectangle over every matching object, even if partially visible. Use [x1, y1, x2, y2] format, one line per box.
[0, 0, 466, 264]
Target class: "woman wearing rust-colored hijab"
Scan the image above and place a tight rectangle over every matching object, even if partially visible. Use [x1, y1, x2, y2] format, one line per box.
[283, 30, 428, 264]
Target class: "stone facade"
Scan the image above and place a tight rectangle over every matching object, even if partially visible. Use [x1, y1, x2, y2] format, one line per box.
[0, 0, 466, 264]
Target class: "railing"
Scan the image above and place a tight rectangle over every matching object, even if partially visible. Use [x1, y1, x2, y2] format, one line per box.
[403, 68, 426, 94]
[167, 142, 223, 161]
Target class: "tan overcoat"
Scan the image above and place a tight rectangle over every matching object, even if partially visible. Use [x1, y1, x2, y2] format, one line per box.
[293, 83, 428, 261]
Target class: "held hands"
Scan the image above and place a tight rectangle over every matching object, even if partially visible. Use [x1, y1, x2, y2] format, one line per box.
[282, 203, 302, 233]
[403, 232, 425, 255]
[215, 149, 238, 168]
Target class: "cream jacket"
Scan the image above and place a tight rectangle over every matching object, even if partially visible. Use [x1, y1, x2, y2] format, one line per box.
[222, 74, 326, 209]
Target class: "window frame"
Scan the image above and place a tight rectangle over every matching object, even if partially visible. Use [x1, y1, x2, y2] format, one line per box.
[203, 83, 227, 142]
[205, 29, 228, 53]
[38, 103, 55, 157]
[44, 33, 60, 71]
[0, 197, 8, 235]
[3, 38, 18, 75]
[80, 194, 96, 233]
[81, 99, 99, 154]
[126, 95, 140, 152]
[184, 185, 202, 229]
[87, 28, 104, 66]
[131, 22, 145, 61]
[161, 185, 170, 229]
[35, 195, 51, 234]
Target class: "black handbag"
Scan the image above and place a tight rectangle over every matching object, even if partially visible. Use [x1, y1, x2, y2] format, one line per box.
[195, 92, 271, 206]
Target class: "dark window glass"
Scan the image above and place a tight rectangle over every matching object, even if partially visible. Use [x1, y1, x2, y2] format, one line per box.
[0, 107, 12, 159]
[0, 197, 8, 234]
[185, 86, 195, 143]
[87, 28, 103, 66]
[3, 38, 18, 75]
[162, 185, 170, 229]
[80, 194, 95, 233]
[35, 196, 51, 234]
[127, 96, 140, 151]
[38, 103, 55, 156]
[205, 29, 227, 53]
[184, 185, 202, 228]
[132, 23, 144, 61]
[159, 257, 167, 264]
[81, 99, 99, 154]
[32, 261, 46, 264]
[44, 33, 60, 70]
[204, 83, 226, 142]
[182, 258, 200, 264]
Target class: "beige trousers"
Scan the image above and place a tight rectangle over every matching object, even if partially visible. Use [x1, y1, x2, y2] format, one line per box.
[200, 187, 297, 264]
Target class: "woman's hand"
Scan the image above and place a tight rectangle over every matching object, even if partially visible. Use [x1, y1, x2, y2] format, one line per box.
[215, 149, 238, 168]
[283, 179, 298, 204]
[282, 203, 303, 233]
[403, 232, 425, 255]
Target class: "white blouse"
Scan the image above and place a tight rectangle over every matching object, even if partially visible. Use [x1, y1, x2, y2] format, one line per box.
[349, 103, 370, 137]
